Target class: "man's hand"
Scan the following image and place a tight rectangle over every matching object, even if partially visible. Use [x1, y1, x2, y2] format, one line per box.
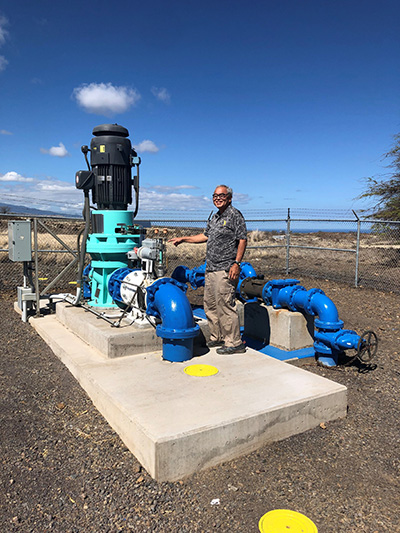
[229, 262, 240, 281]
[168, 237, 184, 246]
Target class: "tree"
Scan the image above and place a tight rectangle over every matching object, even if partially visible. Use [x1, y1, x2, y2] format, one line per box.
[359, 133, 400, 220]
[0, 205, 11, 214]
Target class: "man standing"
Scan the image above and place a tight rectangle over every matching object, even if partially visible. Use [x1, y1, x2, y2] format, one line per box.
[169, 185, 247, 354]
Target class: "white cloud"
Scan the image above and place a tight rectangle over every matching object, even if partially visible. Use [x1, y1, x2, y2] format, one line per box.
[138, 188, 211, 212]
[151, 87, 171, 104]
[0, 129, 12, 135]
[40, 142, 70, 157]
[134, 140, 159, 153]
[73, 82, 141, 116]
[233, 192, 250, 204]
[37, 182, 75, 192]
[1, 175, 86, 215]
[0, 171, 34, 183]
[0, 170, 245, 217]
[0, 15, 9, 46]
[0, 55, 7, 72]
[153, 185, 198, 191]
[0, 16, 9, 72]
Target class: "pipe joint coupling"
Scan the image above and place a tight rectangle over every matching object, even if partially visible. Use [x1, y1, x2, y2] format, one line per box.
[286, 285, 307, 311]
[262, 279, 300, 307]
[304, 288, 324, 315]
[156, 323, 200, 340]
[315, 317, 344, 332]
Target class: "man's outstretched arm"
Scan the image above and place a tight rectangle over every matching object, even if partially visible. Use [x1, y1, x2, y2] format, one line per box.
[168, 234, 208, 246]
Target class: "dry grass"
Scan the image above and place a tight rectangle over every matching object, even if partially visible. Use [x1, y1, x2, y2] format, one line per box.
[1, 221, 399, 295]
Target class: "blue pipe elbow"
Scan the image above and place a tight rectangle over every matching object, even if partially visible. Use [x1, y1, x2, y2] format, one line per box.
[146, 278, 200, 362]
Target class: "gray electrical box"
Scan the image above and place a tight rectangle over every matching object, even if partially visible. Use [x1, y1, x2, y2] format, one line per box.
[8, 221, 32, 262]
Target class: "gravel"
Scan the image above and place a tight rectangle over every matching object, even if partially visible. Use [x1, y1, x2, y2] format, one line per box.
[0, 278, 399, 532]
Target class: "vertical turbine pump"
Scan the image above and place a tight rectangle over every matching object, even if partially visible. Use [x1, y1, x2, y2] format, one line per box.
[75, 124, 142, 307]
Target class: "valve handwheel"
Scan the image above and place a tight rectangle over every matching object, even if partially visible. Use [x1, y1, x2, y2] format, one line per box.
[357, 330, 378, 363]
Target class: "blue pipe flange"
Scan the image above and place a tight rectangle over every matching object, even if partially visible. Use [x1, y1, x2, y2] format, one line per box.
[275, 279, 299, 307]
[261, 282, 273, 305]
[156, 324, 200, 340]
[266, 279, 301, 309]
[303, 288, 324, 316]
[314, 317, 344, 332]
[108, 267, 134, 304]
[285, 284, 307, 312]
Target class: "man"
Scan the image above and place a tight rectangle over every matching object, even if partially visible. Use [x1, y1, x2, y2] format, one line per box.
[169, 185, 247, 354]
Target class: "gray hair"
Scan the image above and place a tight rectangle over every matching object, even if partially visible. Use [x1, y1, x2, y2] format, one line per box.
[215, 184, 233, 197]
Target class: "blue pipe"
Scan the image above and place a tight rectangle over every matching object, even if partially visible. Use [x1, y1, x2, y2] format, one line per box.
[146, 278, 200, 362]
[171, 262, 206, 289]
[171, 261, 257, 292]
[172, 261, 363, 367]
[259, 279, 359, 367]
[237, 262, 257, 298]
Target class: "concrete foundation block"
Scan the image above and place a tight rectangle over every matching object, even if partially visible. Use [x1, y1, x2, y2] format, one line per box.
[244, 302, 314, 351]
[56, 302, 207, 358]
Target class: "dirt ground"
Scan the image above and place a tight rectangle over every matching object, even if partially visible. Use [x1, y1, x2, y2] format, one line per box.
[0, 277, 399, 532]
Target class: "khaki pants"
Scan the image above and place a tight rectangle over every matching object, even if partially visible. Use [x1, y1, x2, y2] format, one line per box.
[204, 270, 241, 348]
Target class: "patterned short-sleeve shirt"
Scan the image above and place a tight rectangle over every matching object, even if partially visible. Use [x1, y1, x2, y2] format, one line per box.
[204, 204, 247, 272]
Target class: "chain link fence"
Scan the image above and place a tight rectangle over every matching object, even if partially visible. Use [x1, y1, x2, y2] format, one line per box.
[1, 211, 399, 299]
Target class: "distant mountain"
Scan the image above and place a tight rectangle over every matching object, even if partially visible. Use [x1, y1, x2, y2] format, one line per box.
[0, 203, 80, 218]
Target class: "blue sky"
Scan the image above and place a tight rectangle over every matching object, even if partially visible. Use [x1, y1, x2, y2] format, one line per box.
[0, 0, 399, 218]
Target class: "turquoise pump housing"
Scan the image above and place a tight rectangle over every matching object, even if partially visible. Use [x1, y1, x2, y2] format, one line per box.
[86, 210, 142, 306]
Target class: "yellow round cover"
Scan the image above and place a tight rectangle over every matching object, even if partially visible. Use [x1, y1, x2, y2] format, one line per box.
[184, 364, 219, 377]
[259, 509, 318, 533]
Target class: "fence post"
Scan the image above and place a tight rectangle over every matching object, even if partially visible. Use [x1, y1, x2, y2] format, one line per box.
[286, 207, 291, 275]
[353, 210, 360, 288]
[33, 218, 40, 316]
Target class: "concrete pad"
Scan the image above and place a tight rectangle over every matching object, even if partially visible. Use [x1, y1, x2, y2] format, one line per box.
[30, 311, 347, 482]
[56, 302, 162, 358]
[56, 302, 208, 359]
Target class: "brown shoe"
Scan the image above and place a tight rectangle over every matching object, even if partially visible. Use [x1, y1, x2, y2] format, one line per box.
[207, 340, 224, 348]
[216, 343, 246, 355]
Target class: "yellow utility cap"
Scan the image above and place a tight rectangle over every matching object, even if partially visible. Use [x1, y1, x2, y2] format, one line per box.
[259, 509, 318, 533]
[184, 364, 219, 377]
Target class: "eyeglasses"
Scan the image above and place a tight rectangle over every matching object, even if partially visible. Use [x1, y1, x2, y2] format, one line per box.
[212, 193, 228, 200]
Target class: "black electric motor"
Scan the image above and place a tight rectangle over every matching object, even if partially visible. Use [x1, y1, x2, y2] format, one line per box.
[76, 123, 140, 212]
